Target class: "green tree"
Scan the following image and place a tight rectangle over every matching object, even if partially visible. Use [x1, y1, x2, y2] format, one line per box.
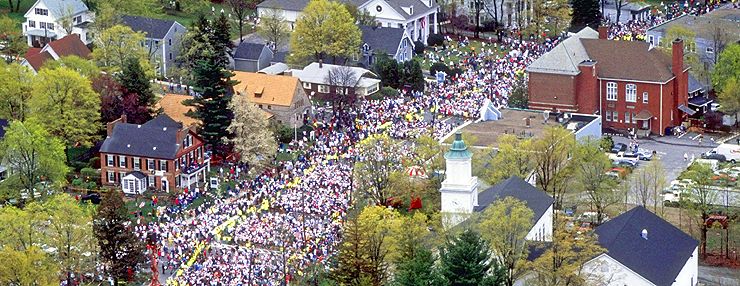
[394, 248, 442, 286]
[288, 0, 361, 65]
[227, 95, 276, 171]
[117, 56, 155, 123]
[662, 25, 711, 85]
[570, 0, 601, 30]
[44, 195, 97, 286]
[353, 134, 401, 205]
[401, 59, 425, 92]
[257, 8, 290, 52]
[478, 197, 534, 286]
[717, 78, 740, 124]
[528, 219, 604, 286]
[345, 3, 378, 26]
[0, 119, 68, 201]
[93, 191, 145, 285]
[573, 140, 619, 225]
[508, 74, 528, 109]
[225, 0, 258, 43]
[331, 207, 372, 285]
[91, 25, 152, 75]
[30, 67, 101, 146]
[482, 135, 533, 185]
[0, 246, 57, 286]
[439, 229, 506, 286]
[0, 62, 33, 121]
[0, 201, 46, 248]
[44, 55, 101, 78]
[0, 15, 28, 63]
[211, 13, 234, 67]
[712, 43, 740, 118]
[531, 126, 574, 211]
[683, 162, 718, 259]
[373, 53, 401, 89]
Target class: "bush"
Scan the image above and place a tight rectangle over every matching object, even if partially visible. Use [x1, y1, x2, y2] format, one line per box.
[72, 178, 83, 187]
[427, 33, 445, 47]
[429, 62, 451, 76]
[380, 87, 398, 97]
[413, 41, 425, 55]
[84, 181, 98, 190]
[80, 167, 98, 178]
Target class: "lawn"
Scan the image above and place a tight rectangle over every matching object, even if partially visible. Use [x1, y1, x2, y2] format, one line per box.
[417, 38, 508, 72]
[0, 0, 34, 27]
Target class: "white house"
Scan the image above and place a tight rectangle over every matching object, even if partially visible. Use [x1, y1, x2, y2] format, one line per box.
[120, 15, 187, 77]
[457, 0, 533, 29]
[22, 0, 93, 47]
[257, 0, 438, 44]
[289, 62, 381, 97]
[582, 206, 699, 286]
[439, 132, 555, 241]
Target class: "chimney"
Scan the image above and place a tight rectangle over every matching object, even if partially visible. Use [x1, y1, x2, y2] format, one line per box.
[598, 26, 608, 40]
[106, 114, 127, 136]
[318, 58, 323, 68]
[672, 38, 684, 78]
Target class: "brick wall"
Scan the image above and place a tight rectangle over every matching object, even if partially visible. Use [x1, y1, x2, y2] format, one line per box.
[528, 72, 579, 112]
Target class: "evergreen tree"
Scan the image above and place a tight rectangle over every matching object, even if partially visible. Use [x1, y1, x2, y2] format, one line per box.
[373, 54, 401, 89]
[571, 0, 601, 30]
[402, 60, 425, 92]
[117, 57, 154, 123]
[93, 191, 144, 285]
[331, 207, 372, 285]
[211, 12, 234, 67]
[439, 229, 506, 286]
[394, 248, 442, 286]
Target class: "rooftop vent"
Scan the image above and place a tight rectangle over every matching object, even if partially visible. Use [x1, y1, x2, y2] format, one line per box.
[153, 147, 157, 150]
[127, 144, 131, 148]
[163, 127, 167, 131]
[137, 125, 141, 128]
[641, 229, 648, 240]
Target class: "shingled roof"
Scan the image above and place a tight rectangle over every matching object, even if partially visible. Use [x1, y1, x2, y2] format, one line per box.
[100, 114, 184, 159]
[580, 39, 677, 82]
[46, 34, 91, 59]
[474, 176, 554, 223]
[360, 25, 406, 55]
[121, 15, 177, 39]
[595, 206, 698, 286]
[526, 27, 599, 75]
[234, 42, 269, 60]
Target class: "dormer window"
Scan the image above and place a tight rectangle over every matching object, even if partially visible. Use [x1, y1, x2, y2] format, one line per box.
[35, 8, 48, 15]
[254, 86, 264, 97]
[363, 43, 370, 52]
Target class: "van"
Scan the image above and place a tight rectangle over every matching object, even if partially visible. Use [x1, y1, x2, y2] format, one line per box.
[707, 144, 740, 163]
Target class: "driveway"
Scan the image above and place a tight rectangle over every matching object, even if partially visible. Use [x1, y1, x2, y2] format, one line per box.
[699, 265, 740, 286]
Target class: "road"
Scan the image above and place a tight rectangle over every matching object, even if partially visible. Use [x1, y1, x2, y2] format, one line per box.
[612, 135, 717, 182]
[699, 265, 740, 286]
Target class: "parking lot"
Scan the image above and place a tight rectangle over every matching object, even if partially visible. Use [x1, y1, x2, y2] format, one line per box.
[612, 135, 718, 182]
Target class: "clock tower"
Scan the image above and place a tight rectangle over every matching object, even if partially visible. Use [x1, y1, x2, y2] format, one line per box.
[440, 132, 478, 227]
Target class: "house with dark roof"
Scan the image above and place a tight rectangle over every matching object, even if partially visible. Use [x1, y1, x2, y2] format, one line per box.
[233, 42, 274, 72]
[22, 0, 93, 47]
[20, 34, 91, 73]
[527, 27, 690, 136]
[99, 114, 210, 193]
[439, 133, 554, 241]
[121, 15, 187, 77]
[257, 0, 438, 44]
[358, 25, 414, 66]
[582, 206, 699, 286]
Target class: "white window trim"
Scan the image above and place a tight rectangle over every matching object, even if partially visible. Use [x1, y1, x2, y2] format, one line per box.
[625, 84, 637, 103]
[107, 171, 115, 183]
[107, 155, 114, 167]
[642, 92, 648, 103]
[303, 82, 311, 89]
[133, 157, 140, 169]
[318, 85, 329, 93]
[119, 156, 126, 168]
[606, 82, 617, 101]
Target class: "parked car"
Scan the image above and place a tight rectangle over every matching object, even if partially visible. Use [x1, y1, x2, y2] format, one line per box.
[609, 152, 640, 166]
[700, 152, 727, 163]
[81, 192, 101, 204]
[706, 144, 740, 163]
[634, 149, 654, 161]
[610, 143, 627, 154]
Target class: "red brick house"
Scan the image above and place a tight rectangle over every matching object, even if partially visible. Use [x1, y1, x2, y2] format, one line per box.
[99, 114, 210, 193]
[527, 27, 690, 135]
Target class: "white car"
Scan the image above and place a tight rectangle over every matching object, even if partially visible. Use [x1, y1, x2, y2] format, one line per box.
[609, 152, 640, 166]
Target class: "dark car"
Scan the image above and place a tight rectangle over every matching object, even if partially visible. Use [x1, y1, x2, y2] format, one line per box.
[81, 192, 101, 204]
[701, 152, 727, 162]
[611, 143, 627, 154]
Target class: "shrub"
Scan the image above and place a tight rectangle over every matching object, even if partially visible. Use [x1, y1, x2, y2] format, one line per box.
[427, 33, 445, 47]
[72, 178, 83, 187]
[413, 41, 426, 55]
[380, 86, 398, 97]
[81, 167, 98, 178]
[429, 62, 451, 76]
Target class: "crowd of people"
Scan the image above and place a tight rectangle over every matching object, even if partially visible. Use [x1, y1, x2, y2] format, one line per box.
[606, 0, 725, 41]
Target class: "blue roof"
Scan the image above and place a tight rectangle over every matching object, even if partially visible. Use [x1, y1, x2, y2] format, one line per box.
[234, 42, 269, 60]
[100, 114, 183, 159]
[595, 206, 698, 286]
[121, 15, 177, 39]
[475, 176, 554, 223]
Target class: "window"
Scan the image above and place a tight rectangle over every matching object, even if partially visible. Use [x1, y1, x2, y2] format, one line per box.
[612, 111, 618, 122]
[258, 104, 263, 109]
[159, 160, 168, 172]
[46, 23, 53, 30]
[606, 82, 617, 101]
[625, 112, 630, 123]
[302, 82, 311, 89]
[318, 85, 329, 93]
[39, 22, 46, 29]
[147, 159, 155, 170]
[74, 16, 82, 23]
[107, 171, 115, 183]
[28, 20, 35, 28]
[119, 156, 126, 168]
[631, 112, 637, 124]
[648, 35, 654, 45]
[168, 38, 172, 46]
[642, 92, 648, 103]
[706, 47, 714, 54]
[267, 105, 272, 110]
[107, 155, 114, 166]
[35, 8, 48, 15]
[169, 53, 172, 60]
[133, 157, 140, 169]
[148, 176, 155, 187]
[625, 84, 637, 102]
[155, 40, 160, 45]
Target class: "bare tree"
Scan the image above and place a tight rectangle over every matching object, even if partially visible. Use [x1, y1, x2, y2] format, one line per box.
[225, 0, 256, 43]
[614, 0, 626, 23]
[325, 65, 359, 119]
[227, 93, 277, 171]
[573, 141, 620, 225]
[708, 26, 730, 65]
[684, 162, 720, 259]
[56, 6, 76, 36]
[630, 158, 667, 214]
[257, 8, 290, 53]
[531, 126, 575, 213]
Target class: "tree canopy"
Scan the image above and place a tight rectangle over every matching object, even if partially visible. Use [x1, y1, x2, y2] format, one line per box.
[288, 0, 362, 65]
[227, 95, 276, 171]
[91, 25, 153, 76]
[0, 62, 33, 121]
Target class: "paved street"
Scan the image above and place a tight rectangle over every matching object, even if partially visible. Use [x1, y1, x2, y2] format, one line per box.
[699, 265, 740, 286]
[612, 135, 717, 182]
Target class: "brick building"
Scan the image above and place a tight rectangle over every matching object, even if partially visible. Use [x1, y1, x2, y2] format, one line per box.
[527, 27, 690, 135]
[99, 114, 210, 193]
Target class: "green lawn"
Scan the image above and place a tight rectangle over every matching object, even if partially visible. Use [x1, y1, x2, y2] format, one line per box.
[417, 39, 507, 72]
[0, 0, 34, 27]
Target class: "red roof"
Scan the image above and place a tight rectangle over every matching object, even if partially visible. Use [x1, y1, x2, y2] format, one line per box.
[46, 34, 91, 59]
[25, 51, 54, 71]
[24, 47, 41, 59]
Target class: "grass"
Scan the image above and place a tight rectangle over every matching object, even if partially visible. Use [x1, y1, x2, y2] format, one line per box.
[417, 38, 508, 72]
[0, 0, 34, 27]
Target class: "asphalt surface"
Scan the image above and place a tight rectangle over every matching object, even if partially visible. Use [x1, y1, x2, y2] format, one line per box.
[698, 265, 740, 286]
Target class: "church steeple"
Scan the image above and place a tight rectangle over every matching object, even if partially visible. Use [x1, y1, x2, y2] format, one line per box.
[445, 132, 472, 159]
[439, 132, 479, 228]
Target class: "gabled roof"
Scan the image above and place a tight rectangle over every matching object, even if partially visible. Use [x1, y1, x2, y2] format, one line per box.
[580, 39, 677, 82]
[156, 94, 199, 127]
[232, 72, 304, 107]
[290, 62, 378, 85]
[45, 34, 91, 59]
[474, 176, 554, 223]
[595, 206, 698, 286]
[648, 10, 740, 43]
[26, 0, 88, 18]
[368, 0, 438, 20]
[23, 51, 53, 71]
[257, 0, 365, 12]
[360, 25, 405, 55]
[234, 42, 269, 60]
[526, 27, 598, 75]
[121, 15, 177, 39]
[100, 114, 184, 159]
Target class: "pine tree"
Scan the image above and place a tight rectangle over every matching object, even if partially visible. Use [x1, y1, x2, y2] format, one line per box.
[439, 229, 506, 286]
[117, 57, 154, 123]
[401, 60, 425, 92]
[211, 13, 234, 67]
[571, 0, 601, 30]
[93, 191, 144, 285]
[394, 248, 442, 286]
[331, 207, 372, 285]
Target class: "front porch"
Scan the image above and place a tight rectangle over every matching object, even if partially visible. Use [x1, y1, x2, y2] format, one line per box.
[177, 157, 211, 189]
